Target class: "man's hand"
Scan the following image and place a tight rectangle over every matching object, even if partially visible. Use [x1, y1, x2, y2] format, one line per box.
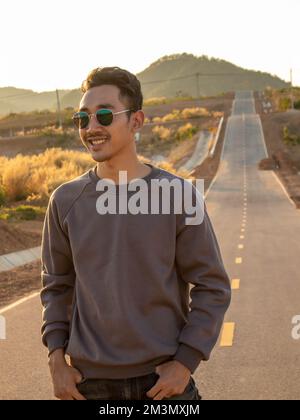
[146, 360, 191, 400]
[48, 349, 86, 400]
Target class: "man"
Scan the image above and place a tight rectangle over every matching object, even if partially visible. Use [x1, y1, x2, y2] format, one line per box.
[40, 66, 231, 400]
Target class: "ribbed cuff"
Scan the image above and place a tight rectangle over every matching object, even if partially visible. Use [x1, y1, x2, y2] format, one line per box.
[46, 330, 69, 357]
[173, 344, 204, 373]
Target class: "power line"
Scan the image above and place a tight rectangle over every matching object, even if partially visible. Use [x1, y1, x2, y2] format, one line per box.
[141, 72, 247, 85]
[0, 72, 250, 99]
[0, 90, 57, 100]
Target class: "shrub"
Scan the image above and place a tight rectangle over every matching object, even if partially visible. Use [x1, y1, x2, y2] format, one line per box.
[176, 123, 198, 141]
[144, 97, 167, 106]
[181, 107, 210, 119]
[0, 205, 46, 221]
[0, 148, 94, 203]
[294, 100, 300, 110]
[1, 155, 31, 201]
[150, 107, 211, 124]
[0, 187, 6, 206]
[152, 125, 172, 141]
[15, 205, 40, 220]
[162, 109, 181, 122]
[283, 126, 300, 146]
[154, 160, 193, 179]
[279, 98, 291, 111]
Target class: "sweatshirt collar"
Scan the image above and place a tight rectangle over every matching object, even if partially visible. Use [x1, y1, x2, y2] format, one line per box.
[89, 163, 161, 186]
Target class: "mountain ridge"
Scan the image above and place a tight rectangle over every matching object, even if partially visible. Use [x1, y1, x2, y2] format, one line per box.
[0, 53, 289, 115]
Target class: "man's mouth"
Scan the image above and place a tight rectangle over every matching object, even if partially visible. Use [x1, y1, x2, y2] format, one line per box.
[87, 136, 109, 146]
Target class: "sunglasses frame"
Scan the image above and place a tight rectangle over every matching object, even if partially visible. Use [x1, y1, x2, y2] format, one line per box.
[72, 108, 133, 129]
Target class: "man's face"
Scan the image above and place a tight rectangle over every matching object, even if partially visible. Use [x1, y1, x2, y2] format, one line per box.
[78, 84, 142, 162]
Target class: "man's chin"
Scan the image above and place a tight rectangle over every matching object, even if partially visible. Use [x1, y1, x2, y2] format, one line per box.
[90, 152, 112, 163]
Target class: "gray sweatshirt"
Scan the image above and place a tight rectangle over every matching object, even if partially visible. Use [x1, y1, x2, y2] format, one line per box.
[40, 164, 231, 379]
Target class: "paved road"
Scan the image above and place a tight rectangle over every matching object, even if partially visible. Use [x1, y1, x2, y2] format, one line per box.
[1, 91, 300, 399]
[0, 296, 53, 399]
[195, 91, 300, 400]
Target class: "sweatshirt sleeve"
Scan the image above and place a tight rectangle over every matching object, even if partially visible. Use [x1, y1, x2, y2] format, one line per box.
[40, 192, 76, 356]
[173, 195, 231, 373]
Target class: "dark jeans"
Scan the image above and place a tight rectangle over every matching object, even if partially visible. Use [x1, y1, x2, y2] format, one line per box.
[77, 372, 201, 401]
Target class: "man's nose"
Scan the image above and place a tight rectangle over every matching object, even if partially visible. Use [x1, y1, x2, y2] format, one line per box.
[87, 114, 100, 130]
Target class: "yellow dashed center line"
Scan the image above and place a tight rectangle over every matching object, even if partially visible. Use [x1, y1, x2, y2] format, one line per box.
[220, 322, 235, 347]
[231, 279, 240, 290]
[224, 185, 247, 350]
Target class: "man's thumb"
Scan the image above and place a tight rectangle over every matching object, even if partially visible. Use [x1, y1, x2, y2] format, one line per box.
[74, 370, 83, 384]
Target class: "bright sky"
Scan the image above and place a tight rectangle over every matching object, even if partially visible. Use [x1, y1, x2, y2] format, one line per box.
[1, 0, 300, 92]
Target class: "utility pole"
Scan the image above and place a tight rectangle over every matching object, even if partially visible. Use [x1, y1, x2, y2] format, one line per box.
[195, 73, 200, 98]
[290, 68, 294, 110]
[56, 89, 63, 129]
[195, 72, 201, 106]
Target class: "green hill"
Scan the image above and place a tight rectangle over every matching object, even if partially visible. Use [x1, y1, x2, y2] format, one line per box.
[137, 54, 289, 98]
[0, 87, 70, 116]
[0, 54, 289, 115]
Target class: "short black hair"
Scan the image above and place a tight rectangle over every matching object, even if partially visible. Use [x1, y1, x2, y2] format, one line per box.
[81, 67, 143, 112]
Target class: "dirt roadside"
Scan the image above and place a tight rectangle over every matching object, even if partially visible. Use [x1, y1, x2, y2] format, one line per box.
[255, 95, 300, 208]
[0, 220, 43, 255]
[0, 260, 41, 308]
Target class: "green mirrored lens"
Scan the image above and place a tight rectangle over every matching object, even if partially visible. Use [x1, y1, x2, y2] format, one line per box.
[96, 109, 113, 126]
[73, 112, 89, 129]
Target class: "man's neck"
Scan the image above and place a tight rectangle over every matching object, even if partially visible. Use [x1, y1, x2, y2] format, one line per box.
[96, 157, 151, 185]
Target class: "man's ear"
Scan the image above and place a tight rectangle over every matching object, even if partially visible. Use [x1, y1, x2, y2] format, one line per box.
[132, 110, 144, 131]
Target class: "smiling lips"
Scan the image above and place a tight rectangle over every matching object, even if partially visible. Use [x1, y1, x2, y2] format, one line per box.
[88, 136, 109, 147]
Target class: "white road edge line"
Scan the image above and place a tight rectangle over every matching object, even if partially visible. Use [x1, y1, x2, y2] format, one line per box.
[205, 108, 231, 199]
[0, 292, 40, 315]
[271, 171, 297, 208]
[257, 116, 269, 159]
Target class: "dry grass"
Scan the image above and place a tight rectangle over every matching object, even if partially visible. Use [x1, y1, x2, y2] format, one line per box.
[152, 125, 172, 141]
[0, 148, 191, 205]
[0, 148, 93, 202]
[151, 107, 222, 124]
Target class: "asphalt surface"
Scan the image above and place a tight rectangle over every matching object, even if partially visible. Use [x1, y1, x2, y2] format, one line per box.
[1, 91, 300, 399]
[196, 91, 300, 400]
[0, 296, 53, 399]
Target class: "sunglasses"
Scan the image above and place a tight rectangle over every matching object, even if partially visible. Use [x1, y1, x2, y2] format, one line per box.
[72, 108, 133, 129]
